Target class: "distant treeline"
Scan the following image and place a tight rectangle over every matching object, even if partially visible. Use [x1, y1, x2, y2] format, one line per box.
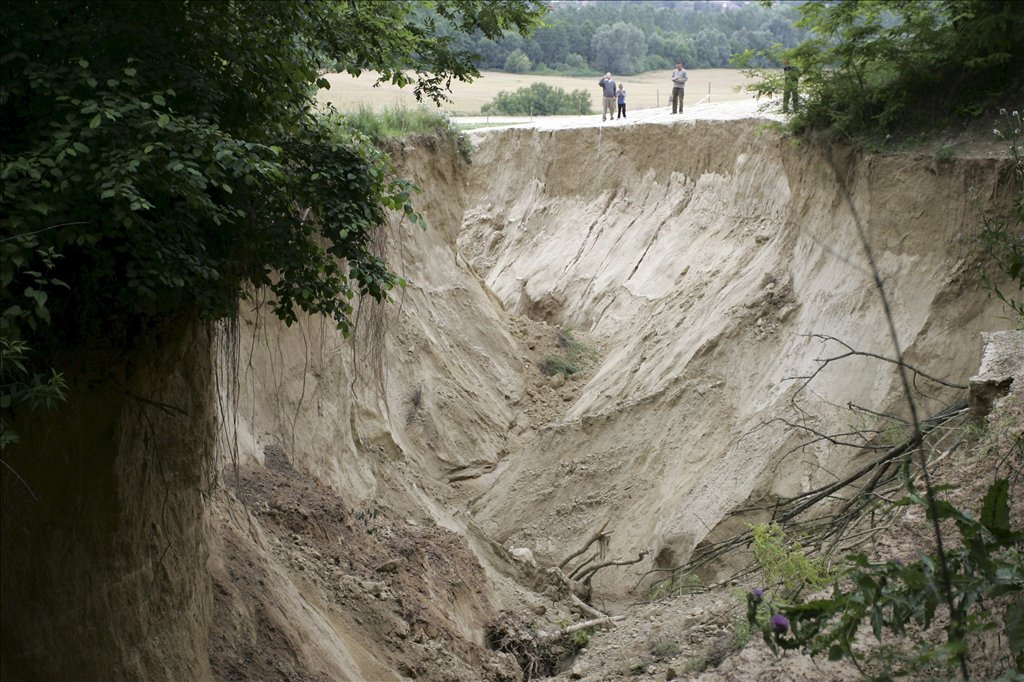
[426, 0, 809, 75]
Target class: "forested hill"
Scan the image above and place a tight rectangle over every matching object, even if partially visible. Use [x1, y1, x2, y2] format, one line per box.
[417, 0, 808, 74]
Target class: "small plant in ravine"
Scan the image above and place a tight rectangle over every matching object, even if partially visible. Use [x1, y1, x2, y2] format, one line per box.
[746, 477, 1024, 678]
[750, 522, 831, 597]
[540, 329, 593, 377]
[330, 105, 474, 163]
[555, 617, 595, 652]
[934, 143, 956, 163]
[649, 637, 681, 660]
[570, 626, 595, 650]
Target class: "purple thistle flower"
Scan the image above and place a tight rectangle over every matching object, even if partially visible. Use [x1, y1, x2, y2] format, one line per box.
[770, 613, 790, 634]
[750, 587, 764, 604]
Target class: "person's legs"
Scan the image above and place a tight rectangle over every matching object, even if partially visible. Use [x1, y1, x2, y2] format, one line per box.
[783, 87, 791, 114]
[618, 102, 625, 118]
[672, 88, 684, 113]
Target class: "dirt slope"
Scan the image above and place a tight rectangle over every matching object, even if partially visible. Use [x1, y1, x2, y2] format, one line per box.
[204, 111, 1014, 681]
[458, 120, 1009, 598]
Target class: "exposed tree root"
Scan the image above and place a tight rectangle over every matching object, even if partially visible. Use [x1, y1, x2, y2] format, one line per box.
[487, 526, 644, 679]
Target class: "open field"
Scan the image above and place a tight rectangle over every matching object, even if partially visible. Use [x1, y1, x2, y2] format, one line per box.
[319, 69, 759, 115]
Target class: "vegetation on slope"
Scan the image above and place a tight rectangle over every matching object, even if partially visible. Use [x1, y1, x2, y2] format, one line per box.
[330, 105, 474, 161]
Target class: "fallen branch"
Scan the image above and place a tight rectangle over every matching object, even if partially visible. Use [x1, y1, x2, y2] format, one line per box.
[559, 520, 610, 570]
[570, 593, 608, 620]
[538, 615, 625, 644]
[784, 334, 968, 398]
[576, 548, 650, 584]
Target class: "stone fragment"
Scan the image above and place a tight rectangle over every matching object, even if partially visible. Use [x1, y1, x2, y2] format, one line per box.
[969, 330, 1023, 420]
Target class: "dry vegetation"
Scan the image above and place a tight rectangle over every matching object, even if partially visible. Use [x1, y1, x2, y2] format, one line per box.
[319, 69, 757, 115]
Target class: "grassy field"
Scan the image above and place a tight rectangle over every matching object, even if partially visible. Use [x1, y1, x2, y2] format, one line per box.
[319, 69, 758, 115]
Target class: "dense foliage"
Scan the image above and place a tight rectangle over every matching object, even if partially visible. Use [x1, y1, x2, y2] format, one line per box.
[481, 82, 592, 116]
[749, 477, 1024, 678]
[0, 0, 544, 445]
[736, 0, 1024, 137]
[426, 0, 809, 75]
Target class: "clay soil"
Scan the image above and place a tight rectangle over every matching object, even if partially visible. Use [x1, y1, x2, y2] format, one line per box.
[209, 447, 518, 681]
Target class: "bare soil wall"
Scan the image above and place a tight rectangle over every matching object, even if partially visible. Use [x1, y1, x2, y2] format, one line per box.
[1, 320, 214, 680]
[458, 121, 1011, 595]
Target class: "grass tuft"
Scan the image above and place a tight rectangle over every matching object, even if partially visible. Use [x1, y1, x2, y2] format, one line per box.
[326, 104, 473, 160]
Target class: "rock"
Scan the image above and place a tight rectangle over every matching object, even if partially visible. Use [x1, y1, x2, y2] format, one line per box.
[550, 372, 566, 388]
[510, 547, 538, 567]
[969, 330, 1023, 420]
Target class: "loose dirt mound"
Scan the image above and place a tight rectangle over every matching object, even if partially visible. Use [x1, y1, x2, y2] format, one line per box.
[210, 445, 516, 681]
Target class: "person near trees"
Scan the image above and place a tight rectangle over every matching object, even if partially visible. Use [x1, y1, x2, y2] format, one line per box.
[782, 60, 800, 113]
[599, 72, 617, 122]
[671, 62, 688, 114]
[617, 83, 626, 119]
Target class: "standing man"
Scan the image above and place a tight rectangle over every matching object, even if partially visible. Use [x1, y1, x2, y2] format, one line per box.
[782, 60, 800, 113]
[599, 72, 617, 122]
[671, 62, 688, 114]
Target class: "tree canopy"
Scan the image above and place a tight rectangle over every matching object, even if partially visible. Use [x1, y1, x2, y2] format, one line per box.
[0, 0, 545, 445]
[428, 0, 810, 75]
[736, 0, 1024, 136]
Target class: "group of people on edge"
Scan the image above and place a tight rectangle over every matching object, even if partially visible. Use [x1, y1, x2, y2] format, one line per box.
[598, 72, 627, 121]
[598, 62, 688, 122]
[599, 60, 799, 120]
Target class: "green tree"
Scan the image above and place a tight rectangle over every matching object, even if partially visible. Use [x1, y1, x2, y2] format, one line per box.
[0, 0, 545, 443]
[591, 21, 648, 75]
[505, 48, 532, 73]
[736, 0, 1024, 136]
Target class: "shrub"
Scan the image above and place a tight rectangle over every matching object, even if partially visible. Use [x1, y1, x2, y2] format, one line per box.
[482, 83, 592, 116]
[540, 329, 594, 377]
[750, 522, 830, 596]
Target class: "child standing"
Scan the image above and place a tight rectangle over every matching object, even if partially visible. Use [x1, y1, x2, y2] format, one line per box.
[616, 84, 626, 119]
